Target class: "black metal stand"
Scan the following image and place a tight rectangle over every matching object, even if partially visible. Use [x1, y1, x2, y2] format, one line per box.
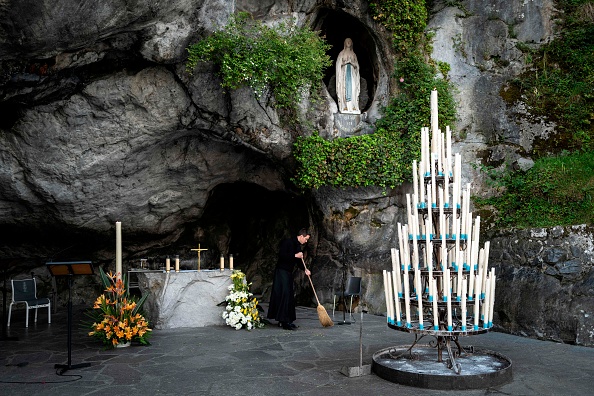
[336, 256, 352, 325]
[54, 276, 91, 374]
[46, 261, 93, 374]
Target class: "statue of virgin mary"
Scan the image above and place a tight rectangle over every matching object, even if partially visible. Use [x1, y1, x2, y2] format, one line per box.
[336, 38, 361, 114]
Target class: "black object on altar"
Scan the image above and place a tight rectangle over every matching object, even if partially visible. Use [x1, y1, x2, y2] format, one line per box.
[46, 261, 94, 374]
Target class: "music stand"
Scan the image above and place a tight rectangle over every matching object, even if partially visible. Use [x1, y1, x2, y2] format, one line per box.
[46, 261, 94, 374]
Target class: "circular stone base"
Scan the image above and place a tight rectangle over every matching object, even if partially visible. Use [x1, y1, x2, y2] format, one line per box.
[372, 345, 512, 390]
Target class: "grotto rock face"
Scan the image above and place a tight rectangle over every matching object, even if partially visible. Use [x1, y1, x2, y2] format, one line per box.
[1, 0, 592, 345]
[488, 225, 594, 346]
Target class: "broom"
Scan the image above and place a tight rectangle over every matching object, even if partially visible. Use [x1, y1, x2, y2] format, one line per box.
[301, 258, 334, 327]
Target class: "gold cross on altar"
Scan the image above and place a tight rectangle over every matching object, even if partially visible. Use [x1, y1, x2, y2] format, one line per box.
[190, 244, 208, 271]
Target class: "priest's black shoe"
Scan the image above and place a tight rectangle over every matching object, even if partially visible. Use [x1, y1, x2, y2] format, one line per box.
[281, 322, 296, 330]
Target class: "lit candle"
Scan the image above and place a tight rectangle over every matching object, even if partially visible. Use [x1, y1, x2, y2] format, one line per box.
[175, 255, 180, 272]
[220, 254, 224, 271]
[166, 256, 170, 273]
[229, 254, 234, 270]
[115, 221, 122, 280]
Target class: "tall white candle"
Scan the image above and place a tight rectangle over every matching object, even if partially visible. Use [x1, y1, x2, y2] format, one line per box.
[403, 260, 411, 327]
[386, 270, 395, 324]
[220, 254, 224, 271]
[432, 279, 439, 330]
[489, 269, 496, 327]
[446, 126, 452, 176]
[391, 271, 402, 325]
[461, 277, 468, 331]
[229, 254, 234, 270]
[413, 160, 419, 206]
[391, 248, 402, 297]
[166, 256, 171, 273]
[431, 154, 437, 206]
[115, 221, 122, 280]
[416, 269, 424, 329]
[419, 160, 426, 206]
[483, 274, 491, 328]
[431, 89, 439, 142]
[175, 255, 180, 272]
[456, 248, 463, 301]
[382, 270, 390, 323]
[445, 267, 452, 330]
[474, 263, 483, 330]
[412, 195, 420, 268]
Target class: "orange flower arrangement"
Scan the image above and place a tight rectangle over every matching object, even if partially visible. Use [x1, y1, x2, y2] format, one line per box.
[87, 268, 152, 348]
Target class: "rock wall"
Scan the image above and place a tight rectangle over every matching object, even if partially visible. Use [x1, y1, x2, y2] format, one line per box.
[488, 225, 594, 346]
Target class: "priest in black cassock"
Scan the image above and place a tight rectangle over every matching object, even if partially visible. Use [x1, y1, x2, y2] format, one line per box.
[267, 228, 311, 330]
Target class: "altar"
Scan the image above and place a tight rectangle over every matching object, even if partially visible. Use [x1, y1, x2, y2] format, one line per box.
[135, 270, 232, 329]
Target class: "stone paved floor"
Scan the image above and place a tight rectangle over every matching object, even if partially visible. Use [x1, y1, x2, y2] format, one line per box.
[1, 304, 593, 395]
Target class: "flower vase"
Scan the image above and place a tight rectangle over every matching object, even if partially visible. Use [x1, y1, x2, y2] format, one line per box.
[116, 341, 130, 348]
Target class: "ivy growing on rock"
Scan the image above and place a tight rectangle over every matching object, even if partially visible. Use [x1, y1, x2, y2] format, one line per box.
[293, 0, 457, 190]
[186, 12, 331, 112]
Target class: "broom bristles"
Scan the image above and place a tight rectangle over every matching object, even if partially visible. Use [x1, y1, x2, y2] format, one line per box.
[317, 304, 334, 327]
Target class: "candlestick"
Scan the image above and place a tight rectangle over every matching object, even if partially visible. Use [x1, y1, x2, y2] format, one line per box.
[229, 254, 234, 270]
[115, 221, 122, 280]
[220, 254, 224, 271]
[175, 255, 180, 272]
[166, 256, 171, 273]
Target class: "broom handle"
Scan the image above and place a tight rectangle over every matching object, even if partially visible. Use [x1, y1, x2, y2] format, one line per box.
[301, 258, 322, 306]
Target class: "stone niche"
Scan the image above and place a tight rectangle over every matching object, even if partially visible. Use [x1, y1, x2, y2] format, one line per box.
[311, 8, 385, 138]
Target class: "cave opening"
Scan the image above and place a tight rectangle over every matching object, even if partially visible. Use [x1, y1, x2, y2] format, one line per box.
[180, 181, 311, 293]
[312, 9, 379, 113]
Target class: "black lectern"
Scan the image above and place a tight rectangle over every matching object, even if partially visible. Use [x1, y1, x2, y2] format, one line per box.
[46, 261, 94, 374]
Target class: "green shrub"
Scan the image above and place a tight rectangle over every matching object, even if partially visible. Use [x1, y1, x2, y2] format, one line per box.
[186, 12, 331, 112]
[475, 151, 594, 228]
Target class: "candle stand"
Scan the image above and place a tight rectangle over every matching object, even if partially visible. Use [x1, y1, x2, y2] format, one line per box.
[375, 91, 512, 389]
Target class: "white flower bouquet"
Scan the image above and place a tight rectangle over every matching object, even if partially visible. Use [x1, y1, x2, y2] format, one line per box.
[222, 270, 264, 330]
